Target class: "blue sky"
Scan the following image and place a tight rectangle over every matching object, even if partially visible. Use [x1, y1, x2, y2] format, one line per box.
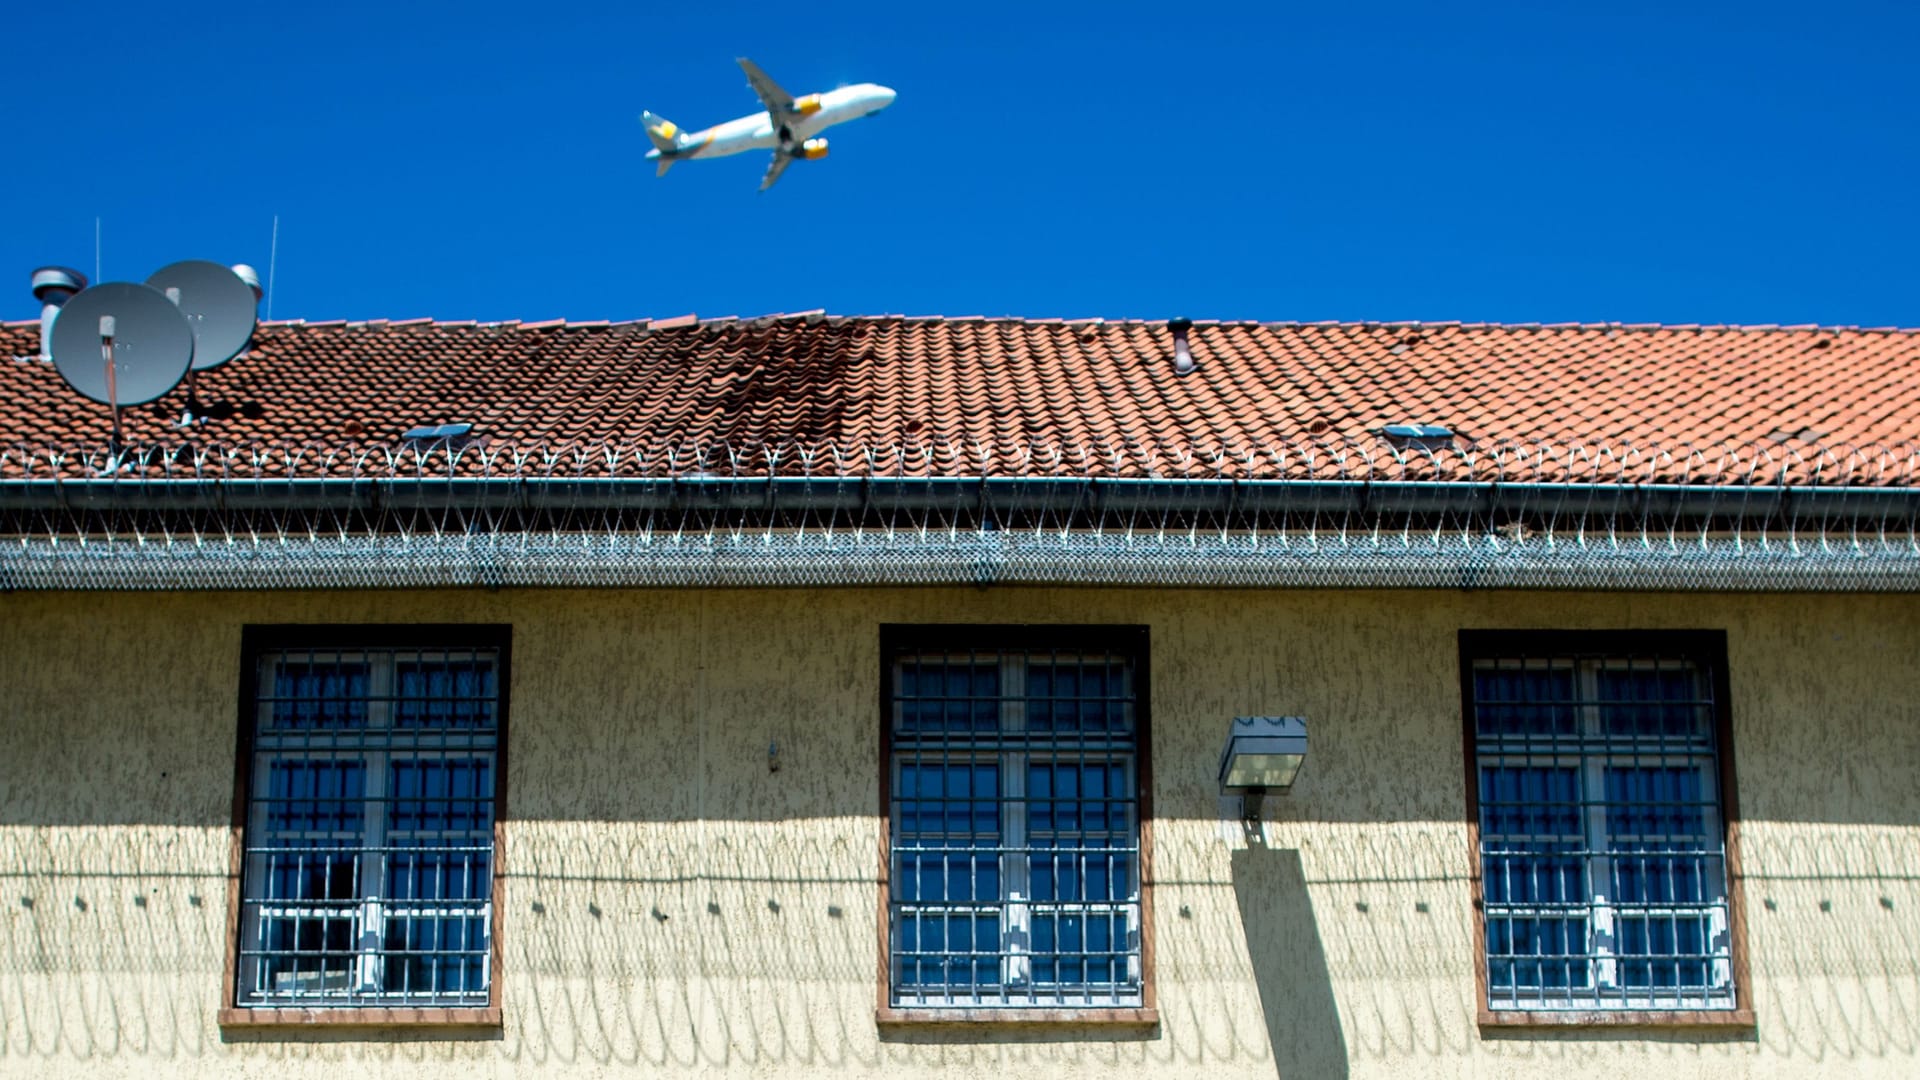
[8, 2, 1918, 325]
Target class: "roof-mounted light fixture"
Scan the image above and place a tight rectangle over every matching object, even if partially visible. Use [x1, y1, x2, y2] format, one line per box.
[1169, 317, 1196, 376]
[1218, 715, 1307, 819]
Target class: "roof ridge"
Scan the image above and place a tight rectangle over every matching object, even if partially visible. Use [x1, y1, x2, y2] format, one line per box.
[8, 313, 1920, 334]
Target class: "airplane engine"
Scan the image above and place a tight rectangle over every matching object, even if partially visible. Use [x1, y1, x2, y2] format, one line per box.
[795, 93, 823, 115]
[798, 138, 829, 160]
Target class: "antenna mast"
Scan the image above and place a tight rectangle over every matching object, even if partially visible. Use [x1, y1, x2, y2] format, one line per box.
[266, 215, 279, 320]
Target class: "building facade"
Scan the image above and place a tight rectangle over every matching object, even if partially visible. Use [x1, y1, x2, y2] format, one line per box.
[2, 316, 1917, 1077]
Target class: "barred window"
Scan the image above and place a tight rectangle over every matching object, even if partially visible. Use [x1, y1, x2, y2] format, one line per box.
[233, 626, 508, 1013]
[881, 626, 1150, 1014]
[1462, 631, 1743, 1015]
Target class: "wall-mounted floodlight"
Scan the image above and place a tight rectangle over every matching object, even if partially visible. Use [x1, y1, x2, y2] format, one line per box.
[1218, 716, 1308, 818]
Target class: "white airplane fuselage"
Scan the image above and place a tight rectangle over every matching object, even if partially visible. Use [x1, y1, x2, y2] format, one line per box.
[647, 83, 895, 163]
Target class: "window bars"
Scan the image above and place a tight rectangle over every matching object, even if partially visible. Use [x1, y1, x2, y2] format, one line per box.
[883, 627, 1147, 1011]
[1463, 632, 1738, 1013]
[235, 629, 505, 1010]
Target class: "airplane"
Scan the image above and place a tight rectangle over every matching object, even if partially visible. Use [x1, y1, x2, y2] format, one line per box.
[642, 58, 897, 191]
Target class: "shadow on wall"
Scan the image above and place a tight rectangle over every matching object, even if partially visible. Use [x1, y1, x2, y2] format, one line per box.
[2, 822, 1917, 1071]
[1233, 840, 1348, 1079]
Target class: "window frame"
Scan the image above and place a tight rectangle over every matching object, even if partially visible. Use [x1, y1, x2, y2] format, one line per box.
[1458, 629, 1753, 1029]
[876, 624, 1157, 1026]
[221, 624, 512, 1028]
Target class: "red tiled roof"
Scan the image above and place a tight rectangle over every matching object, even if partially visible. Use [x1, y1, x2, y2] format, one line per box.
[2, 315, 1918, 481]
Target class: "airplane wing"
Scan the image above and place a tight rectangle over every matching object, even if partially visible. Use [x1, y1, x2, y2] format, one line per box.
[737, 58, 796, 133]
[759, 150, 793, 192]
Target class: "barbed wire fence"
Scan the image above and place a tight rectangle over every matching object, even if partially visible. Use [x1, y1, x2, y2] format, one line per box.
[3, 438, 1919, 591]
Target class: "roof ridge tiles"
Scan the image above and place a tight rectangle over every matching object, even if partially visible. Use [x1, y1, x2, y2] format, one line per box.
[21, 312, 1914, 335]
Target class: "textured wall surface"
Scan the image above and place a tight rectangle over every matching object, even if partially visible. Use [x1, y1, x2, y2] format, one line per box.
[1, 588, 1915, 1079]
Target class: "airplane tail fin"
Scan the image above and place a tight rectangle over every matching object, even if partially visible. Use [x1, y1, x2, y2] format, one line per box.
[640, 111, 685, 154]
[656, 157, 674, 177]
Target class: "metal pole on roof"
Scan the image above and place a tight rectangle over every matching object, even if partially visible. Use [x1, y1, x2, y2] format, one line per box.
[266, 215, 279, 321]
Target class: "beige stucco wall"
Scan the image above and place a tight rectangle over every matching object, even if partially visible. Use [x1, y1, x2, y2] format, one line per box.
[1, 587, 1915, 1079]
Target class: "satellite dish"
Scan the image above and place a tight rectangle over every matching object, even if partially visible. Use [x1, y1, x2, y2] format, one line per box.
[49, 282, 194, 406]
[146, 260, 259, 370]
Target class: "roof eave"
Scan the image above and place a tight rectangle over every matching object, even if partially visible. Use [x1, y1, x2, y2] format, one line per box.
[4, 474, 1918, 522]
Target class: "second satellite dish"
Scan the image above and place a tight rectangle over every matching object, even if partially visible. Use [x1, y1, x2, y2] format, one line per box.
[146, 260, 259, 370]
[48, 282, 195, 405]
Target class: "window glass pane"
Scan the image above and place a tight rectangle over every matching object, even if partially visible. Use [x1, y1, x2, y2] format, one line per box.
[1617, 916, 1711, 989]
[1032, 911, 1129, 987]
[1479, 765, 1582, 838]
[1605, 766, 1708, 839]
[387, 759, 494, 904]
[261, 905, 357, 996]
[1028, 661, 1131, 732]
[1473, 664, 1576, 736]
[897, 662, 999, 732]
[896, 761, 1000, 837]
[1481, 841, 1585, 906]
[1029, 760, 1128, 834]
[266, 758, 366, 835]
[394, 659, 497, 729]
[257, 759, 364, 997]
[1606, 765, 1715, 906]
[382, 914, 489, 996]
[896, 911, 1001, 991]
[896, 848, 1001, 904]
[895, 759, 1002, 906]
[1486, 916, 1589, 991]
[1611, 842, 1716, 907]
[1596, 665, 1707, 738]
[389, 758, 495, 836]
[268, 660, 370, 729]
[1030, 838, 1132, 904]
